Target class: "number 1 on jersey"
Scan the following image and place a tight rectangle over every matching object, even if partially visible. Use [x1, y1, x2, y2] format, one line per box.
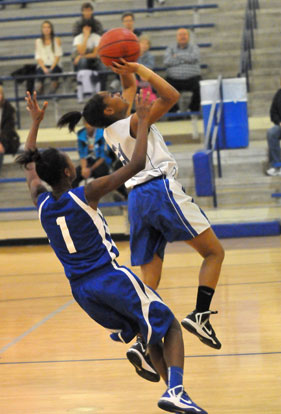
[56, 216, 77, 254]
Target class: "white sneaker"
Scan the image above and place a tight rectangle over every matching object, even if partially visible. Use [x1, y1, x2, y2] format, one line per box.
[266, 167, 281, 176]
[158, 385, 208, 413]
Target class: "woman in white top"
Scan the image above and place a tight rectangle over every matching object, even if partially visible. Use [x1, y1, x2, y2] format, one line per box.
[35, 20, 63, 94]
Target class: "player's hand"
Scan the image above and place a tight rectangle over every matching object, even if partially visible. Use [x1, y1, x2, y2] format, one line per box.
[110, 58, 139, 74]
[135, 89, 152, 120]
[25, 91, 48, 123]
[81, 167, 91, 179]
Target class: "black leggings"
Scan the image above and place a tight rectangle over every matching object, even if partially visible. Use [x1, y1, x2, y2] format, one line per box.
[166, 75, 201, 112]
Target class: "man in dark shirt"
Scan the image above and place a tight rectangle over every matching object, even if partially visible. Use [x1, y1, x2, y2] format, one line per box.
[72, 2, 104, 37]
[266, 86, 281, 176]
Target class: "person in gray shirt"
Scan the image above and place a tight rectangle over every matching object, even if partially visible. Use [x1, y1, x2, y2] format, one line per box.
[164, 28, 201, 112]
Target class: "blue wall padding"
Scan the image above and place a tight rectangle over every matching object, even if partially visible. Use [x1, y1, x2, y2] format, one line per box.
[193, 150, 214, 196]
[212, 221, 281, 238]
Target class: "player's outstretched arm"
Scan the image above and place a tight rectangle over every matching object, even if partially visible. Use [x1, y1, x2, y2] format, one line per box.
[24, 91, 48, 151]
[16, 92, 48, 205]
[111, 59, 180, 133]
[85, 90, 151, 209]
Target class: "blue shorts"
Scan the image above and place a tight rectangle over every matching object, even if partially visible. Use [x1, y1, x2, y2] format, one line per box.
[70, 261, 174, 345]
[128, 176, 210, 266]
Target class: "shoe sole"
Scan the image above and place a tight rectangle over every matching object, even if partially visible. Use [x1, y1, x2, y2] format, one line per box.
[158, 400, 205, 413]
[126, 350, 160, 382]
[181, 319, 221, 350]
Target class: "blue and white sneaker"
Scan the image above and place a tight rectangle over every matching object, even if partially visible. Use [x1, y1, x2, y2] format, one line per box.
[158, 385, 208, 413]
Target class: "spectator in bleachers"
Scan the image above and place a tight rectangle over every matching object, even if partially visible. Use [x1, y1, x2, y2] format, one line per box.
[35, 20, 63, 94]
[72, 23, 103, 71]
[72, 2, 104, 37]
[137, 36, 157, 103]
[138, 35, 155, 70]
[0, 85, 20, 173]
[266, 85, 281, 176]
[163, 28, 201, 114]
[72, 122, 109, 188]
[121, 12, 142, 37]
[72, 121, 127, 200]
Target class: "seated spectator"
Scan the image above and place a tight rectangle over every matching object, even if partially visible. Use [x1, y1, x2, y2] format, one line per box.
[121, 12, 142, 37]
[72, 23, 102, 71]
[35, 20, 63, 94]
[138, 35, 155, 70]
[72, 2, 104, 37]
[0, 85, 20, 173]
[266, 84, 281, 176]
[137, 36, 157, 103]
[164, 28, 201, 114]
[72, 122, 127, 200]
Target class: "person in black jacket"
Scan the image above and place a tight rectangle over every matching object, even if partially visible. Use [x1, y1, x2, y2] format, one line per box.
[0, 85, 20, 173]
[72, 2, 104, 37]
[266, 86, 281, 176]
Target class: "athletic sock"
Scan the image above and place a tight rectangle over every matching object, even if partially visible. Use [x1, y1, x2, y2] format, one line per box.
[196, 285, 215, 312]
[168, 366, 183, 389]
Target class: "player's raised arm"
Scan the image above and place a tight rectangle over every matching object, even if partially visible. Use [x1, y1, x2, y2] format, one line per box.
[85, 90, 151, 208]
[111, 59, 180, 134]
[16, 92, 48, 205]
[119, 71, 137, 117]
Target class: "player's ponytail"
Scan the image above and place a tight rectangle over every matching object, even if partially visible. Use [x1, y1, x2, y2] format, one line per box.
[16, 148, 42, 168]
[16, 147, 69, 187]
[57, 93, 114, 130]
[57, 111, 82, 132]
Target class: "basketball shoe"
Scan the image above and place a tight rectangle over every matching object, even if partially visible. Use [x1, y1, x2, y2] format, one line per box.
[158, 385, 208, 413]
[126, 336, 160, 382]
[181, 310, 221, 349]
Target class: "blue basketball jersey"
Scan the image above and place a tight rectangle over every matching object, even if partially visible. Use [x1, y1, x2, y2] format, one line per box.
[37, 186, 119, 280]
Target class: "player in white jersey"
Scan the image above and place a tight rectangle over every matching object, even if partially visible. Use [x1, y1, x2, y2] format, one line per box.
[58, 60, 225, 379]
[16, 91, 209, 414]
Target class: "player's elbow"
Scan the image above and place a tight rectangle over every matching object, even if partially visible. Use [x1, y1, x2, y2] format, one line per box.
[131, 158, 146, 174]
[164, 88, 180, 106]
[172, 89, 181, 103]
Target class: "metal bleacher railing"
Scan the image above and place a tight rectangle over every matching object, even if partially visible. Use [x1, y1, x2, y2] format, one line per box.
[202, 75, 223, 208]
[0, 62, 208, 129]
[238, 0, 259, 92]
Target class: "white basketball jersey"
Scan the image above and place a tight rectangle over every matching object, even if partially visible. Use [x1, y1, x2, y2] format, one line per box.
[104, 115, 178, 188]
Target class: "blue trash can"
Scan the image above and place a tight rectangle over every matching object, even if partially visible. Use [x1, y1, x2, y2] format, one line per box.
[200, 78, 249, 149]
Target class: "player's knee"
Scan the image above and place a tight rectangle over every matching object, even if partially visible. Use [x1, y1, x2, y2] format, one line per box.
[169, 318, 183, 337]
[215, 243, 225, 264]
[205, 241, 225, 264]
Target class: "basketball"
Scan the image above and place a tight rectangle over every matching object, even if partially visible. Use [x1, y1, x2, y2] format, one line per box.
[98, 27, 140, 67]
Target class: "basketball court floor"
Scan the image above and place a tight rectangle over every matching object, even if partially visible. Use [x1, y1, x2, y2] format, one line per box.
[0, 236, 280, 413]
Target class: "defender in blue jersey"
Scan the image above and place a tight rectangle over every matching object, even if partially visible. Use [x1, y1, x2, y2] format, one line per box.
[16, 91, 208, 414]
[58, 60, 224, 375]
